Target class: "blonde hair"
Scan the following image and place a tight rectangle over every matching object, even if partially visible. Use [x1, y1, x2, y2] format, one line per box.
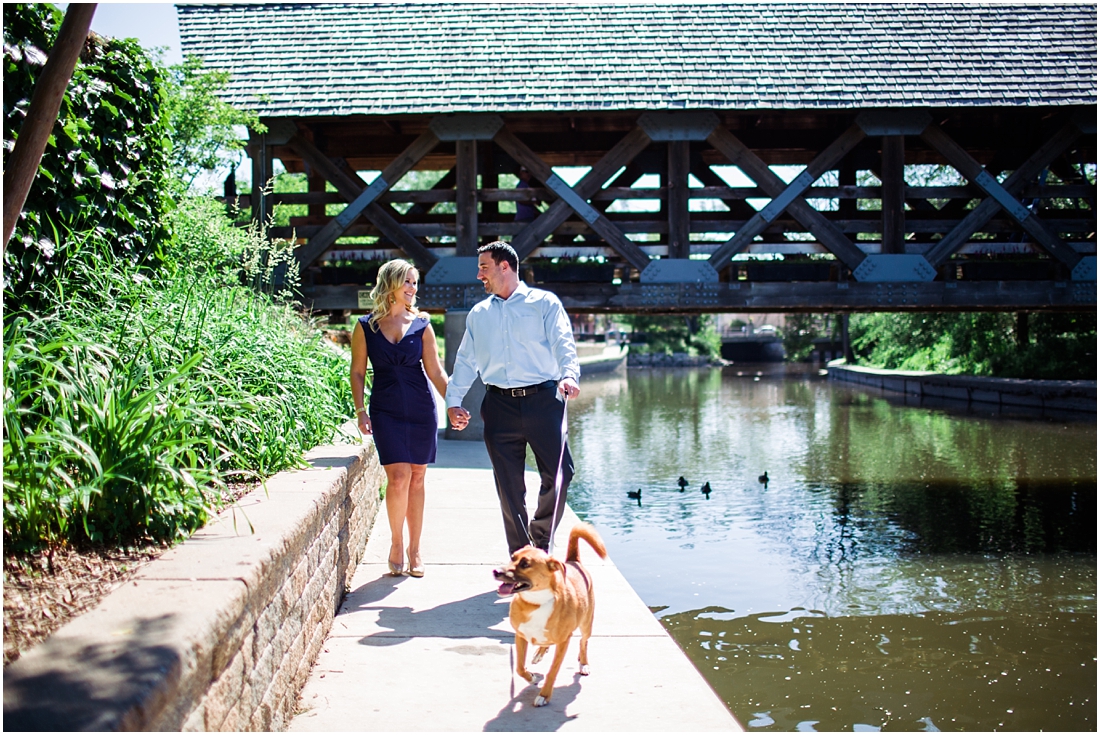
[367, 259, 420, 330]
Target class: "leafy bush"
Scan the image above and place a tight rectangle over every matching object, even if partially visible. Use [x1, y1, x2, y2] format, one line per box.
[3, 200, 354, 550]
[781, 313, 837, 362]
[624, 314, 720, 358]
[850, 312, 1096, 380]
[3, 3, 172, 310]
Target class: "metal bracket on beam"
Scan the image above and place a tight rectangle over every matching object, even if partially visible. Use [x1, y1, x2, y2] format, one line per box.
[856, 110, 932, 136]
[637, 111, 720, 141]
[1072, 255, 1096, 281]
[429, 114, 505, 141]
[853, 254, 937, 282]
[425, 256, 482, 285]
[640, 259, 719, 283]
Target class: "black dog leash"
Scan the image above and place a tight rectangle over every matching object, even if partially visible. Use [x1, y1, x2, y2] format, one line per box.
[546, 393, 570, 556]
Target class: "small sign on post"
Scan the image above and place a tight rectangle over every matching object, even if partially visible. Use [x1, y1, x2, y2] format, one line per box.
[357, 290, 372, 309]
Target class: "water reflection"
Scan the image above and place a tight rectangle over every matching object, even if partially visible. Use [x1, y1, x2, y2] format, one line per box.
[664, 606, 1096, 732]
[568, 367, 1096, 731]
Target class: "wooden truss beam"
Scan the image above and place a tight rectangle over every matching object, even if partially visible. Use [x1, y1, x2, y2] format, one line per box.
[496, 126, 653, 271]
[921, 119, 1086, 268]
[881, 136, 905, 254]
[667, 140, 691, 259]
[288, 133, 439, 268]
[707, 125, 868, 270]
[304, 280, 1096, 314]
[455, 140, 478, 255]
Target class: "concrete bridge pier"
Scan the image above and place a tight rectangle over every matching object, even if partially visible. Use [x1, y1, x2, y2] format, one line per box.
[443, 308, 485, 441]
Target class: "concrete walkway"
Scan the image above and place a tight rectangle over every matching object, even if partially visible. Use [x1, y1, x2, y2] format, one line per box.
[290, 437, 741, 732]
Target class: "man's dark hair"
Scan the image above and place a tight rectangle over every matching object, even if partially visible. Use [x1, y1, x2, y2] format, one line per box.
[478, 241, 519, 272]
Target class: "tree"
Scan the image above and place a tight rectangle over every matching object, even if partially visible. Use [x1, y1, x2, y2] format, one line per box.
[849, 312, 1096, 380]
[161, 55, 264, 189]
[623, 314, 720, 358]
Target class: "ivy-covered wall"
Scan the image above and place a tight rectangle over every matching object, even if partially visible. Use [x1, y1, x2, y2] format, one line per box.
[3, 3, 171, 309]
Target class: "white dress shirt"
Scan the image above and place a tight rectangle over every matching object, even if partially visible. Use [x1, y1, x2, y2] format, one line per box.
[446, 282, 579, 408]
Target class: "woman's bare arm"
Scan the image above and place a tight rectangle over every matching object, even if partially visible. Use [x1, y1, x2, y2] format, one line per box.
[421, 321, 449, 399]
[350, 321, 372, 434]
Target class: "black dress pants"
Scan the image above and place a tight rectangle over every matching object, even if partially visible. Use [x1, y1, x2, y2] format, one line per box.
[481, 386, 574, 554]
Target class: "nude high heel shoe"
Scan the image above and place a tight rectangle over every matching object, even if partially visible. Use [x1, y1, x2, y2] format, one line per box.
[406, 548, 424, 578]
[388, 547, 404, 576]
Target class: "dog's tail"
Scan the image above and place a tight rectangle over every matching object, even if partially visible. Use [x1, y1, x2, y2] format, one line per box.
[566, 523, 607, 563]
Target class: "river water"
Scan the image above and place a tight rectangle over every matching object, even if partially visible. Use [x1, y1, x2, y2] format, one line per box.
[567, 366, 1096, 732]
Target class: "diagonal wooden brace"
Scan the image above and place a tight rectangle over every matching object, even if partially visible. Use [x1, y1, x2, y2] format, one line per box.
[292, 130, 441, 267]
[921, 120, 1085, 268]
[707, 125, 867, 270]
[495, 127, 653, 271]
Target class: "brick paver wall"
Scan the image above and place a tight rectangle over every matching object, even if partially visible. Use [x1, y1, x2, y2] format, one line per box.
[3, 431, 385, 731]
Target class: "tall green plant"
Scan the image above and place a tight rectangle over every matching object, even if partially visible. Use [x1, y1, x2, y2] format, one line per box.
[3, 201, 355, 549]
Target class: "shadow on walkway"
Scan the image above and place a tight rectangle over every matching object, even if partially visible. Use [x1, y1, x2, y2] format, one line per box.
[342, 577, 509, 644]
[483, 670, 583, 732]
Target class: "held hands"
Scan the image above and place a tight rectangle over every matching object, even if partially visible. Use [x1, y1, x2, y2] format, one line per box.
[357, 412, 373, 435]
[559, 378, 580, 399]
[448, 406, 471, 431]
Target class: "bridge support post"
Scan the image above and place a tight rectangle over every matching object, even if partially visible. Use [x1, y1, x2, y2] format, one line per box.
[443, 309, 485, 441]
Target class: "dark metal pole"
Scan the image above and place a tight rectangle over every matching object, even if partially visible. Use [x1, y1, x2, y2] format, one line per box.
[3, 3, 97, 250]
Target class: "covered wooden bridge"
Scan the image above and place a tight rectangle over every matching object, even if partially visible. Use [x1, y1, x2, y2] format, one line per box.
[177, 3, 1096, 314]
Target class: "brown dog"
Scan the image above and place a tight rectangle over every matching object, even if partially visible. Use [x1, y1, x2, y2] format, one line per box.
[493, 523, 608, 706]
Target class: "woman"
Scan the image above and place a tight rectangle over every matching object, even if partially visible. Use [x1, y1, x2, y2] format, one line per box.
[350, 259, 447, 577]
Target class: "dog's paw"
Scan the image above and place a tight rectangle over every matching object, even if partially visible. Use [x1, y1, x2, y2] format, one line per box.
[517, 670, 533, 683]
[531, 647, 548, 664]
[533, 695, 549, 707]
[579, 663, 590, 676]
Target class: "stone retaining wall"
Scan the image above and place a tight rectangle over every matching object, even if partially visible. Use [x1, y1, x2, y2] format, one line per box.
[828, 363, 1096, 415]
[3, 428, 385, 731]
[628, 351, 722, 367]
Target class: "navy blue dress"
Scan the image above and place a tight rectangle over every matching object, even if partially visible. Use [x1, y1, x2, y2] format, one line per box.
[360, 315, 437, 465]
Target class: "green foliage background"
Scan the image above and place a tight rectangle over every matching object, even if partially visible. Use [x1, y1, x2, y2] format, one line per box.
[3, 3, 172, 310]
[850, 312, 1096, 380]
[623, 314, 721, 359]
[3, 6, 353, 551]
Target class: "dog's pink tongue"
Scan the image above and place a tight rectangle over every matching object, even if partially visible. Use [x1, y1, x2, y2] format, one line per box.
[497, 581, 516, 596]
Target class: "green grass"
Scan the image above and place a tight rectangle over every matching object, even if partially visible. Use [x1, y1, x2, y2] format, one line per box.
[3, 198, 356, 550]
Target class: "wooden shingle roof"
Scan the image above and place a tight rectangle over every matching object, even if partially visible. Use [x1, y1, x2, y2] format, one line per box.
[176, 3, 1097, 117]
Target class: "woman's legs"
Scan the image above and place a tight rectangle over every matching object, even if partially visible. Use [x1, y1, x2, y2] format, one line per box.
[405, 464, 427, 568]
[383, 463, 428, 569]
[383, 463, 412, 568]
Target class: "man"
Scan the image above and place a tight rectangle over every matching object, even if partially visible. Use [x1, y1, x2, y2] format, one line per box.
[447, 241, 581, 554]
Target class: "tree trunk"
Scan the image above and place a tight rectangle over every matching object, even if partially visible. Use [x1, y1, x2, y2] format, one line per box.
[3, 3, 97, 250]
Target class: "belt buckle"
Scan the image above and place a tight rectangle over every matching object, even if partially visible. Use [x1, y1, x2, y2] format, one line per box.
[510, 387, 526, 397]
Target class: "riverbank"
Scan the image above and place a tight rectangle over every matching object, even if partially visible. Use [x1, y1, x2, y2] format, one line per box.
[828, 361, 1096, 416]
